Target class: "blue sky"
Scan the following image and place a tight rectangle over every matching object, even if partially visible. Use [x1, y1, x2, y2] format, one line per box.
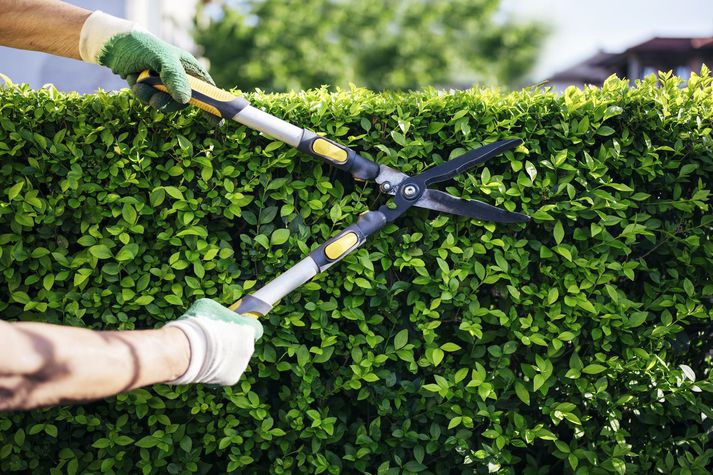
[501, 0, 713, 80]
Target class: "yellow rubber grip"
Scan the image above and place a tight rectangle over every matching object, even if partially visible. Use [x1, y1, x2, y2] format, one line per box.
[228, 299, 261, 319]
[312, 138, 348, 164]
[185, 75, 236, 102]
[136, 70, 244, 118]
[324, 232, 359, 260]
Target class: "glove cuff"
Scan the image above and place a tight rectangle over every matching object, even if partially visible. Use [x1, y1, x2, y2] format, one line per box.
[164, 318, 208, 385]
[163, 299, 261, 386]
[79, 10, 145, 64]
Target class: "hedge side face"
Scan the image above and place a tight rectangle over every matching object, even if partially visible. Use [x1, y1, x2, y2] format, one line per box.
[0, 72, 712, 474]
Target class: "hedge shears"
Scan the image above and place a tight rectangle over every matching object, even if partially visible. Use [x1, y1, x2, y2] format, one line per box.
[137, 71, 530, 318]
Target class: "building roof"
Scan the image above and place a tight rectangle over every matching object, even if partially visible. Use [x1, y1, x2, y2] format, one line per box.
[547, 51, 616, 82]
[625, 36, 713, 53]
[547, 35, 713, 83]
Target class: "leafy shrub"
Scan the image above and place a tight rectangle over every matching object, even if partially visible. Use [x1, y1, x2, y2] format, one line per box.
[195, 0, 545, 91]
[0, 71, 712, 474]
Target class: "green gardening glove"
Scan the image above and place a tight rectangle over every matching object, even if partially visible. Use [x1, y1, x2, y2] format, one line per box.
[79, 10, 221, 123]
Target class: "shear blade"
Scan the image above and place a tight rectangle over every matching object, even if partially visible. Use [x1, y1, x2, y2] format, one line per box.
[415, 189, 530, 223]
[416, 139, 522, 186]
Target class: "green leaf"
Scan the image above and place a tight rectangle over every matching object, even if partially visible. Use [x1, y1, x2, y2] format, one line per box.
[607, 182, 633, 192]
[74, 268, 93, 287]
[626, 312, 648, 328]
[354, 277, 372, 289]
[441, 342, 461, 352]
[494, 252, 509, 272]
[264, 141, 283, 152]
[122, 203, 137, 224]
[115, 435, 134, 446]
[582, 364, 607, 374]
[558, 331, 576, 341]
[135, 295, 154, 305]
[135, 436, 159, 448]
[577, 299, 597, 314]
[44, 424, 58, 437]
[164, 186, 184, 200]
[92, 438, 111, 449]
[403, 461, 427, 473]
[448, 416, 462, 429]
[179, 435, 193, 452]
[394, 329, 408, 350]
[271, 228, 290, 245]
[554, 440, 570, 453]
[503, 341, 518, 354]
[12, 291, 30, 304]
[254, 234, 269, 249]
[553, 221, 564, 245]
[89, 244, 112, 259]
[116, 243, 139, 262]
[77, 235, 96, 246]
[150, 188, 166, 207]
[177, 134, 193, 152]
[568, 454, 579, 470]
[431, 348, 444, 366]
[164, 295, 183, 306]
[14, 429, 25, 446]
[7, 181, 23, 200]
[554, 245, 572, 262]
[536, 429, 557, 441]
[296, 345, 310, 367]
[680, 364, 696, 381]
[683, 278, 694, 296]
[596, 125, 615, 136]
[515, 381, 530, 405]
[547, 287, 559, 305]
[42, 274, 54, 291]
[14, 213, 33, 227]
[525, 161, 537, 181]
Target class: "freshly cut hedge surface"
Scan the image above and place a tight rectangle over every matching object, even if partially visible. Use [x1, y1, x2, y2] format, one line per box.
[1, 71, 712, 474]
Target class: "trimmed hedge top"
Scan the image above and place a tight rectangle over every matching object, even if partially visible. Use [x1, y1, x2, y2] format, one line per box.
[1, 70, 712, 474]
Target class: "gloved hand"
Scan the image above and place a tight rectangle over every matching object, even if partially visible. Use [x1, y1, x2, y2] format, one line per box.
[78, 10, 220, 122]
[165, 299, 263, 386]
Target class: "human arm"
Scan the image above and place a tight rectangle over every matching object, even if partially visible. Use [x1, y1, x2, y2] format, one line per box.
[0, 0, 89, 59]
[0, 299, 262, 411]
[0, 0, 217, 114]
[0, 320, 189, 410]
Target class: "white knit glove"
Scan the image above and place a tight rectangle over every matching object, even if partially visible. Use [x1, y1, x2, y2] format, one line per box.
[165, 299, 263, 386]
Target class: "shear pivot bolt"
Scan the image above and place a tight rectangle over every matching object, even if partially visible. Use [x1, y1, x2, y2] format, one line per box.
[380, 182, 392, 193]
[402, 184, 418, 199]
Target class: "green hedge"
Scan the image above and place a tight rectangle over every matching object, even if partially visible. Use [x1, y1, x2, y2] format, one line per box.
[1, 70, 713, 474]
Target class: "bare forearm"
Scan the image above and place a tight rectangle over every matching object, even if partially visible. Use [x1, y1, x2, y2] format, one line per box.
[0, 0, 91, 59]
[0, 321, 189, 410]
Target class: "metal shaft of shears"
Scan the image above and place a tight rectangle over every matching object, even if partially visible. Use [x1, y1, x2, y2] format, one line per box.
[136, 70, 381, 181]
[229, 210, 388, 317]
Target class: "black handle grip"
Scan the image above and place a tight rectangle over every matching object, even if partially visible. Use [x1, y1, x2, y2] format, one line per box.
[309, 210, 387, 271]
[136, 70, 250, 119]
[298, 130, 380, 181]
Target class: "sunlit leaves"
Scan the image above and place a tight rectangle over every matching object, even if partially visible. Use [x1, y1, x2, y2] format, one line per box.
[1, 70, 713, 475]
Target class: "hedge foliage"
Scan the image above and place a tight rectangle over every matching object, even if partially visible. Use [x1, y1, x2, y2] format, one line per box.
[1, 70, 713, 474]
